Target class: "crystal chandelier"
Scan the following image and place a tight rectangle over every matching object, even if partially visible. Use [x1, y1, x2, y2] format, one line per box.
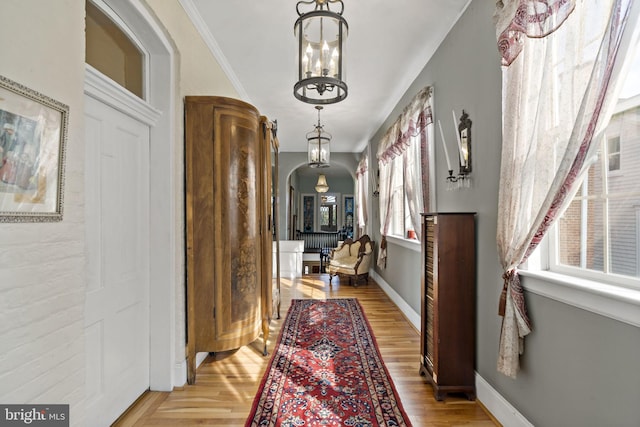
[307, 106, 331, 168]
[315, 174, 329, 193]
[294, 0, 348, 104]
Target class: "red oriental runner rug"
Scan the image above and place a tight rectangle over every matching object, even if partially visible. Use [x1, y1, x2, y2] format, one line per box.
[245, 298, 412, 427]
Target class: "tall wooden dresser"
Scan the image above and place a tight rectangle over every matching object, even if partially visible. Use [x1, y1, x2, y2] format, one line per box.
[184, 96, 274, 384]
[419, 212, 476, 400]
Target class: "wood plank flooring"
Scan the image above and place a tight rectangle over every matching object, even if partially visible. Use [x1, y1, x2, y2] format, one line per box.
[113, 274, 499, 426]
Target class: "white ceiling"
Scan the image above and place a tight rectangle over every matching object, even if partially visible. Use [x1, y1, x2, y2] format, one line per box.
[183, 0, 470, 156]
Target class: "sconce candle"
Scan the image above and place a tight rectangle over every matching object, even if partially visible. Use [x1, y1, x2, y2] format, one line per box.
[452, 110, 465, 167]
[438, 119, 452, 171]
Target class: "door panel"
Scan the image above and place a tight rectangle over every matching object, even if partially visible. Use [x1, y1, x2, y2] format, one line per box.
[84, 95, 150, 426]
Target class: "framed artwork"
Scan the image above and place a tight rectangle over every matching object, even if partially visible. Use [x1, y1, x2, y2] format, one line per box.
[0, 75, 68, 222]
[301, 193, 315, 232]
[342, 194, 354, 239]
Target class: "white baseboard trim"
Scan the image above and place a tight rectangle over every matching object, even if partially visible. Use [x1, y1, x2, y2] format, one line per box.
[173, 352, 210, 388]
[476, 373, 533, 427]
[370, 270, 421, 331]
[369, 270, 532, 427]
[174, 359, 186, 388]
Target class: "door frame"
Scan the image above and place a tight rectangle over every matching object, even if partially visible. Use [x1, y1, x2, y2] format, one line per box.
[85, 0, 179, 391]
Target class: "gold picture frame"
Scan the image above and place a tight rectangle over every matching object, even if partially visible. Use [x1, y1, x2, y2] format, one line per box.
[0, 75, 68, 222]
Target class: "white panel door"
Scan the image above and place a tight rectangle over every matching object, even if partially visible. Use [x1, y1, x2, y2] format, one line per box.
[84, 95, 150, 426]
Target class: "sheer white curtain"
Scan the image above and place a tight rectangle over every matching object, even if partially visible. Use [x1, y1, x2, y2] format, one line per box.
[355, 155, 369, 238]
[495, 0, 640, 378]
[404, 131, 426, 240]
[376, 150, 395, 268]
[376, 86, 433, 267]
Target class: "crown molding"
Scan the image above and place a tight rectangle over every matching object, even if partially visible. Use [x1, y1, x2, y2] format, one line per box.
[178, 0, 251, 102]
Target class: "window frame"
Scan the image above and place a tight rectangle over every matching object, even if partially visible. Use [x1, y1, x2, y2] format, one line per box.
[319, 193, 339, 232]
[525, 122, 640, 328]
[388, 155, 405, 238]
[387, 150, 420, 243]
[522, 239, 640, 328]
[607, 134, 621, 173]
[387, 135, 422, 244]
[86, 0, 148, 99]
[548, 117, 640, 291]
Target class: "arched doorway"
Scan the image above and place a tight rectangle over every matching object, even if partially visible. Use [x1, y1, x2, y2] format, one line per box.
[284, 160, 356, 240]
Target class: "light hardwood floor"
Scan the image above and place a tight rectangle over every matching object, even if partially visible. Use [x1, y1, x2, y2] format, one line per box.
[114, 274, 499, 426]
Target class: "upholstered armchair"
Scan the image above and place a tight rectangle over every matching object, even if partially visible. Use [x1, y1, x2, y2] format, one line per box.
[328, 235, 374, 286]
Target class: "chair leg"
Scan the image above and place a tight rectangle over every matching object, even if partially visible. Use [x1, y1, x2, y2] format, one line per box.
[354, 273, 368, 286]
[362, 273, 369, 285]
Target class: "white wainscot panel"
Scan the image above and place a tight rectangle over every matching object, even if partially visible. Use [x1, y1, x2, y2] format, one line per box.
[275, 240, 304, 279]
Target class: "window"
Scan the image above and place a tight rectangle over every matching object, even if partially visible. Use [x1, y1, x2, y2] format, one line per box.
[377, 86, 432, 255]
[495, 0, 640, 339]
[355, 156, 369, 237]
[388, 146, 419, 241]
[551, 41, 640, 288]
[389, 156, 403, 237]
[607, 136, 621, 172]
[319, 194, 338, 232]
[86, 0, 144, 98]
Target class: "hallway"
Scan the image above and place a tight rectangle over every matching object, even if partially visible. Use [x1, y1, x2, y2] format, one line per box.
[114, 275, 497, 426]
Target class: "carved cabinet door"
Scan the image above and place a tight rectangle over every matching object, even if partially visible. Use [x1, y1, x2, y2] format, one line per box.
[185, 96, 266, 384]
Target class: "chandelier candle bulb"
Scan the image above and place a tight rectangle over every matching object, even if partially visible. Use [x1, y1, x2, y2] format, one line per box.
[438, 119, 452, 171]
[303, 54, 310, 74]
[322, 40, 330, 70]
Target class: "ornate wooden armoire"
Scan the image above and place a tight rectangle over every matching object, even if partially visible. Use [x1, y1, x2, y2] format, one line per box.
[184, 96, 276, 384]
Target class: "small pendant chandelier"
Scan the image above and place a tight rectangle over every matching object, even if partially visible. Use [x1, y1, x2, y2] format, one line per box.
[315, 174, 329, 193]
[307, 106, 331, 168]
[294, 0, 348, 105]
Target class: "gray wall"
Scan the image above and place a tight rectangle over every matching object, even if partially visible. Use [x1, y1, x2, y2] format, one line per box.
[277, 152, 358, 241]
[368, 1, 640, 426]
[295, 171, 354, 195]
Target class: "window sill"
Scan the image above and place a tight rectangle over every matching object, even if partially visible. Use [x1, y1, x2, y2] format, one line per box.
[386, 235, 421, 252]
[519, 269, 640, 328]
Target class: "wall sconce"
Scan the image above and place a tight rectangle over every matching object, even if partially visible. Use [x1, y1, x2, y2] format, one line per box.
[438, 110, 472, 190]
[372, 169, 380, 197]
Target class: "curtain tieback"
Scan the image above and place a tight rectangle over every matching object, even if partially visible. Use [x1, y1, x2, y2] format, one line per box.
[498, 269, 515, 317]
